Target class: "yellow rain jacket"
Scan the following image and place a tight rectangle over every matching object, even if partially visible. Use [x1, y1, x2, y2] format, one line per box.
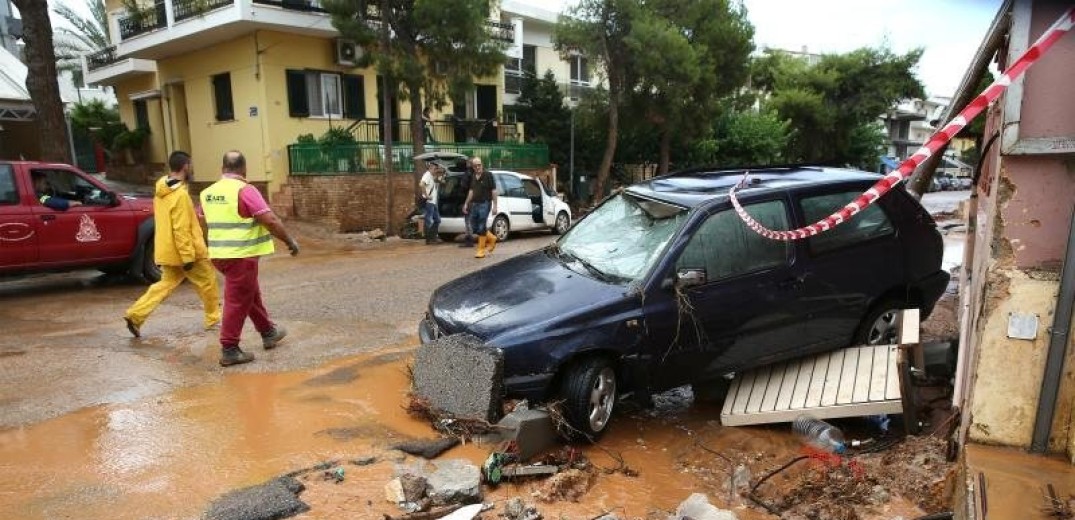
[152, 175, 209, 266]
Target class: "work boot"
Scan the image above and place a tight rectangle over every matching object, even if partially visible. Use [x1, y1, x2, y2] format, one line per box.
[485, 231, 497, 254]
[124, 316, 141, 338]
[475, 235, 487, 258]
[262, 326, 288, 350]
[220, 346, 255, 367]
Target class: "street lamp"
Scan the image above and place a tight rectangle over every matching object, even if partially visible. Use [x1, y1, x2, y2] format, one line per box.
[567, 97, 578, 201]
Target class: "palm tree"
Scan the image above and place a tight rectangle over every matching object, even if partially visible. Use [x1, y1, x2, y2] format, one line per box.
[52, 0, 111, 87]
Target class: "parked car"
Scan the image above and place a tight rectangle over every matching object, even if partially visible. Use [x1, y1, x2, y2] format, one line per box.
[419, 165, 950, 438]
[0, 161, 158, 282]
[435, 168, 572, 241]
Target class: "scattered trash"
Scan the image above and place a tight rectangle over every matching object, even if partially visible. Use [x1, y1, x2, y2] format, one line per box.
[792, 415, 847, 454]
[869, 414, 892, 434]
[501, 497, 542, 520]
[533, 468, 594, 503]
[669, 493, 738, 520]
[437, 503, 483, 520]
[321, 466, 345, 483]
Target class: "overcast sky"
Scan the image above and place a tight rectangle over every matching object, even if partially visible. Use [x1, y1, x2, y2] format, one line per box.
[47, 0, 1001, 97]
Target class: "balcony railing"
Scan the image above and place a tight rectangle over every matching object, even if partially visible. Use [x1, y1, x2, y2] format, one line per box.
[86, 46, 119, 72]
[118, 1, 167, 40]
[288, 142, 549, 175]
[346, 118, 520, 144]
[504, 70, 527, 95]
[486, 20, 514, 43]
[560, 81, 592, 99]
[252, 0, 326, 13]
[174, 0, 235, 22]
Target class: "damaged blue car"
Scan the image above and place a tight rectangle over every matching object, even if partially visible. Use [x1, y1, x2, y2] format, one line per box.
[419, 166, 949, 438]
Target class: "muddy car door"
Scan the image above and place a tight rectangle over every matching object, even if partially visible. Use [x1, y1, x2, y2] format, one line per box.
[648, 198, 806, 387]
[0, 164, 38, 267]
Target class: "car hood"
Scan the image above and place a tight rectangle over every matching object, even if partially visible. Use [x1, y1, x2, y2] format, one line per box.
[122, 193, 154, 213]
[429, 248, 624, 339]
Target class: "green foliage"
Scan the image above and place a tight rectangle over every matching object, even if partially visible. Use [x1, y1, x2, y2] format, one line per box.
[514, 70, 572, 169]
[752, 47, 925, 167]
[296, 133, 318, 145]
[52, 0, 110, 87]
[688, 110, 790, 167]
[70, 100, 125, 153]
[319, 126, 357, 147]
[957, 71, 995, 140]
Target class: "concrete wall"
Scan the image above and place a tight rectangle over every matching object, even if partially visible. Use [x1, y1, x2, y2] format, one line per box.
[287, 173, 415, 232]
[962, 0, 1075, 456]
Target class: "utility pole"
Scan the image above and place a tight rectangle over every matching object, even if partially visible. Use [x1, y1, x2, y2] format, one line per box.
[379, 0, 395, 235]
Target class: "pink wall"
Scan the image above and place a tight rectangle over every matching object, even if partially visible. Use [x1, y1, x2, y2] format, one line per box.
[1001, 156, 1075, 269]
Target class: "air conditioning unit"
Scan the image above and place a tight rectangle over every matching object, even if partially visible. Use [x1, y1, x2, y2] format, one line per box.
[335, 39, 362, 66]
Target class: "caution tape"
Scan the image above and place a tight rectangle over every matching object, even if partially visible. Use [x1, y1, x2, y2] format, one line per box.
[730, 6, 1075, 241]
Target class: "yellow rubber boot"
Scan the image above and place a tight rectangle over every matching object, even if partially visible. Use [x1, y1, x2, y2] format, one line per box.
[475, 235, 487, 258]
[485, 231, 497, 254]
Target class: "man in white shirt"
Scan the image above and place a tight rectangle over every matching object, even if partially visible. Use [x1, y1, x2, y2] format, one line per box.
[419, 161, 445, 244]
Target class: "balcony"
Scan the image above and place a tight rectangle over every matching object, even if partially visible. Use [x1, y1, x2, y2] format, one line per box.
[118, 1, 167, 40]
[83, 45, 158, 85]
[559, 81, 592, 100]
[486, 20, 515, 43]
[174, 0, 236, 22]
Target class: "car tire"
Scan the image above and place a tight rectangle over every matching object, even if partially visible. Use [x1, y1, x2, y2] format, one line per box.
[552, 211, 570, 235]
[492, 215, 510, 242]
[136, 238, 161, 284]
[558, 357, 617, 441]
[854, 298, 909, 345]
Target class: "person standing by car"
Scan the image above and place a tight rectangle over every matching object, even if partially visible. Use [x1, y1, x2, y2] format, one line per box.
[457, 161, 475, 248]
[202, 151, 299, 367]
[31, 171, 82, 210]
[124, 151, 221, 338]
[462, 156, 498, 258]
[419, 160, 445, 244]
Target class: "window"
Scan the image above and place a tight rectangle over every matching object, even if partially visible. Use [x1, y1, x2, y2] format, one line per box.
[33, 169, 112, 206]
[134, 100, 150, 131]
[569, 55, 590, 85]
[504, 45, 537, 95]
[677, 201, 789, 282]
[0, 164, 17, 204]
[522, 178, 542, 198]
[286, 70, 365, 119]
[800, 192, 894, 254]
[211, 73, 234, 121]
[497, 174, 526, 198]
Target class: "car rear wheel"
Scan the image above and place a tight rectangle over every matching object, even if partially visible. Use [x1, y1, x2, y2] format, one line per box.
[854, 298, 908, 345]
[558, 357, 617, 440]
[552, 211, 570, 235]
[492, 215, 510, 242]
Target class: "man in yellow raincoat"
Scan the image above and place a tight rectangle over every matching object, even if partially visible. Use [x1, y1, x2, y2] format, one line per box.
[123, 151, 221, 337]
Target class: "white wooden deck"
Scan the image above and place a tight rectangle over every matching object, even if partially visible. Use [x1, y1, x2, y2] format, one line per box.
[720, 345, 904, 426]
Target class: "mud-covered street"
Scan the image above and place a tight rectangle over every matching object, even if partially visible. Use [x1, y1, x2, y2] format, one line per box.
[0, 193, 966, 519]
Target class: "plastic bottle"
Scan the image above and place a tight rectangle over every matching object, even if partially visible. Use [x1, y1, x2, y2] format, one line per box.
[792, 415, 847, 454]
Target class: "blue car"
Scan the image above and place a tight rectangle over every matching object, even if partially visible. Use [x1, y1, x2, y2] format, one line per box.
[420, 165, 949, 438]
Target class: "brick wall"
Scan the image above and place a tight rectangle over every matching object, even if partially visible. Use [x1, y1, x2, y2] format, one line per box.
[288, 173, 417, 233]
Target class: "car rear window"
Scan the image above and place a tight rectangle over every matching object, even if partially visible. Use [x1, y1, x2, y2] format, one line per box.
[800, 192, 894, 254]
[0, 164, 16, 205]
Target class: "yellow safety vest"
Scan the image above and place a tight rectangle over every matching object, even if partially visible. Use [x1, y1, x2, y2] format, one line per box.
[201, 177, 274, 258]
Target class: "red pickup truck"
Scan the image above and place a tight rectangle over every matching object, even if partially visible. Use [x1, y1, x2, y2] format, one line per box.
[0, 161, 160, 282]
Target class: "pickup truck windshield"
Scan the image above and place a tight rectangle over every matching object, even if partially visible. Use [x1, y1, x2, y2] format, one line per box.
[557, 193, 686, 282]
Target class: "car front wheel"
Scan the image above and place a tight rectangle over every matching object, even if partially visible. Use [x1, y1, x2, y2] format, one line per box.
[552, 211, 570, 235]
[492, 215, 510, 242]
[559, 357, 617, 440]
[854, 298, 908, 345]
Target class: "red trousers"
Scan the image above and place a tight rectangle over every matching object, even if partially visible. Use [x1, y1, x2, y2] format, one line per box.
[212, 257, 273, 349]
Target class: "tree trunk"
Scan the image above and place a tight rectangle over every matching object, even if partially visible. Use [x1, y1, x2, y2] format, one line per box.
[408, 82, 425, 192]
[658, 126, 672, 176]
[593, 74, 620, 205]
[13, 0, 72, 164]
[906, 142, 949, 199]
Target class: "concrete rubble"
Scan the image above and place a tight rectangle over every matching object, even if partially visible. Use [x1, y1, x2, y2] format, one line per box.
[412, 334, 504, 422]
[427, 459, 483, 505]
[669, 493, 738, 520]
[497, 408, 558, 461]
[392, 437, 461, 459]
[203, 476, 309, 520]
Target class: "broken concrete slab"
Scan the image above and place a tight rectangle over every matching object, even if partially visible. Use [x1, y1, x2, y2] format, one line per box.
[426, 459, 482, 506]
[501, 464, 558, 479]
[203, 476, 309, 520]
[669, 493, 738, 520]
[412, 334, 503, 422]
[392, 437, 460, 459]
[497, 409, 558, 460]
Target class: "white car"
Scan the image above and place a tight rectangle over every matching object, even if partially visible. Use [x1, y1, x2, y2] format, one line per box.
[435, 169, 572, 242]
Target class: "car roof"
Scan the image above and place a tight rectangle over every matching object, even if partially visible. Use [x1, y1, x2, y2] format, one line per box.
[445, 169, 534, 181]
[0, 160, 75, 168]
[627, 165, 884, 209]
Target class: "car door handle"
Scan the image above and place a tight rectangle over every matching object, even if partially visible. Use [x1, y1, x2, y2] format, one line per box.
[39, 214, 56, 222]
[778, 276, 805, 290]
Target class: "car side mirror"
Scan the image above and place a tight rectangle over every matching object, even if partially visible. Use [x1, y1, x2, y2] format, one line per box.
[676, 268, 707, 289]
[107, 191, 120, 206]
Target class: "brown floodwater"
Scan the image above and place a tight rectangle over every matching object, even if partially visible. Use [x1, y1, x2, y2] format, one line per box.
[966, 443, 1075, 520]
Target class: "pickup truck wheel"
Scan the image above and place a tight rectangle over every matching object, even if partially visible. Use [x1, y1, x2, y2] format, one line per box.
[558, 357, 617, 441]
[139, 240, 161, 283]
[552, 211, 570, 235]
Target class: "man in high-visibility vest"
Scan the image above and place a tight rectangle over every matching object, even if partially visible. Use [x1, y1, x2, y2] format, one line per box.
[202, 150, 299, 367]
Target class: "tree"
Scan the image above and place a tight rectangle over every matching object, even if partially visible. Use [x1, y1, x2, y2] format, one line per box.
[752, 47, 925, 170]
[324, 0, 506, 183]
[514, 70, 572, 171]
[555, 0, 639, 204]
[52, 0, 110, 88]
[687, 109, 789, 167]
[627, 0, 753, 175]
[12, 0, 72, 164]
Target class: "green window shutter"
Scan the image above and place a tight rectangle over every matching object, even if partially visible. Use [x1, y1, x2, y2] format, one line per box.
[286, 69, 309, 117]
[343, 74, 365, 119]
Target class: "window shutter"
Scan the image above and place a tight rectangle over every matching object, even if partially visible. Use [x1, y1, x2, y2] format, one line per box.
[286, 69, 309, 117]
[343, 74, 365, 119]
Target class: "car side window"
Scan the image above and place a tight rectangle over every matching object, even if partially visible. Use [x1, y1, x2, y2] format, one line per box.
[676, 200, 790, 282]
[800, 192, 894, 254]
[522, 179, 542, 198]
[0, 165, 16, 205]
[498, 175, 526, 198]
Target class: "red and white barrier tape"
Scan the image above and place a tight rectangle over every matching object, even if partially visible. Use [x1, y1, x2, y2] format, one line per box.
[730, 6, 1075, 241]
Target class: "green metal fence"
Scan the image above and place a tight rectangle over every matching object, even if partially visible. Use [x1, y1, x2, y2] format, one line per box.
[288, 142, 550, 175]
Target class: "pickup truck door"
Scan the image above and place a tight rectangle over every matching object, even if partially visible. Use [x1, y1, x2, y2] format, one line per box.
[30, 167, 135, 266]
[0, 164, 38, 267]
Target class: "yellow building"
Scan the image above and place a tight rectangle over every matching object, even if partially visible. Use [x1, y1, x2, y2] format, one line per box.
[83, 0, 588, 203]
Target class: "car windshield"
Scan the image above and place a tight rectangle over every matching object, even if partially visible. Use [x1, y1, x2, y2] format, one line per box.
[555, 193, 687, 282]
